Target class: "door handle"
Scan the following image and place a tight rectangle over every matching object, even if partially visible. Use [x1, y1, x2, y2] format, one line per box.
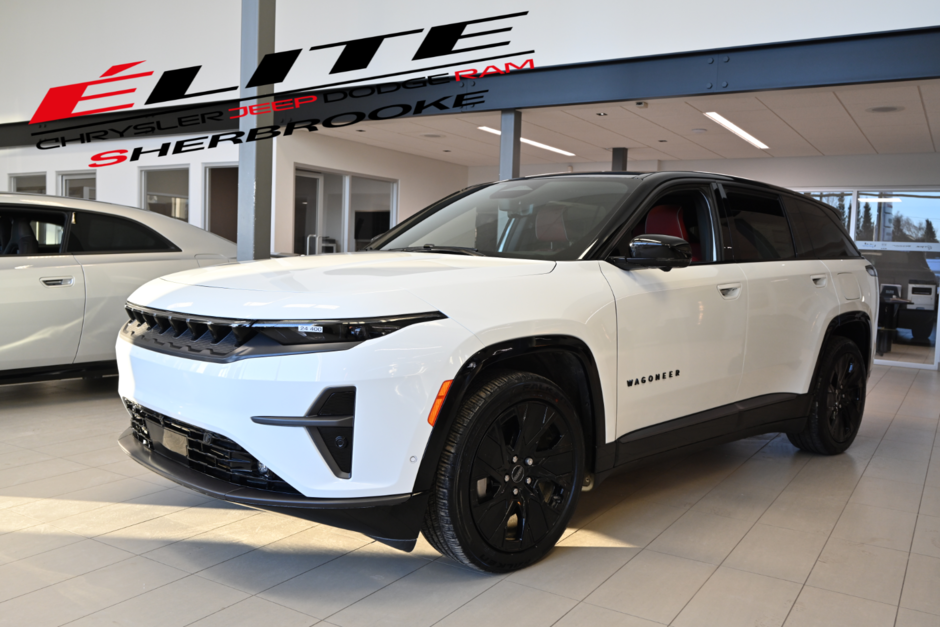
[811, 274, 828, 288]
[717, 283, 742, 299]
[40, 276, 74, 287]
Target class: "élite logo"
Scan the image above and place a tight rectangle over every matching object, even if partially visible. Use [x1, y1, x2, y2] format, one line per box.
[29, 11, 529, 125]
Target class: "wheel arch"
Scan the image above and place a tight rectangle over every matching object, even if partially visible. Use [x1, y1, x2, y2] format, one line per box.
[412, 335, 608, 494]
[825, 311, 873, 376]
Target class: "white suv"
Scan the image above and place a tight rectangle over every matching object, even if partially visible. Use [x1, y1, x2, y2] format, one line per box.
[117, 172, 876, 572]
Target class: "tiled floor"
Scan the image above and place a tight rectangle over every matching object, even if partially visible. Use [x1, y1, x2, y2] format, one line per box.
[0, 366, 938, 627]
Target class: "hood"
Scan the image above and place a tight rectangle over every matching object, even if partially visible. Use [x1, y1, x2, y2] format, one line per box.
[161, 251, 555, 294]
[130, 252, 555, 320]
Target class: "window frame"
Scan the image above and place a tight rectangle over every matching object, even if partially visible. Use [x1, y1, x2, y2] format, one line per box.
[9, 173, 48, 195]
[65, 209, 181, 256]
[0, 206, 71, 256]
[605, 181, 724, 265]
[717, 184, 797, 263]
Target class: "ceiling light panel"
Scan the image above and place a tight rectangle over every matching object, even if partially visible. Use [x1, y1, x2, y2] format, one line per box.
[703, 112, 770, 149]
[478, 126, 576, 156]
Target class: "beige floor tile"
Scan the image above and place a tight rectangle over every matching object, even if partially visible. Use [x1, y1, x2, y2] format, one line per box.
[784, 585, 898, 627]
[690, 483, 780, 523]
[211, 511, 315, 546]
[64, 445, 129, 468]
[831, 502, 917, 551]
[807, 537, 909, 605]
[52, 488, 210, 537]
[901, 553, 940, 616]
[198, 526, 370, 593]
[911, 514, 940, 559]
[896, 607, 940, 627]
[95, 514, 205, 554]
[724, 523, 828, 583]
[0, 448, 55, 471]
[506, 545, 639, 600]
[161, 500, 257, 531]
[885, 419, 938, 445]
[922, 487, 940, 518]
[647, 509, 752, 564]
[0, 522, 84, 564]
[143, 527, 259, 573]
[0, 554, 183, 626]
[0, 458, 89, 489]
[0, 508, 40, 534]
[259, 542, 429, 619]
[875, 438, 935, 462]
[584, 550, 715, 624]
[758, 487, 849, 535]
[864, 455, 930, 486]
[559, 499, 686, 548]
[554, 603, 663, 627]
[673, 566, 801, 627]
[928, 458, 940, 488]
[435, 580, 575, 627]
[328, 561, 497, 627]
[850, 476, 925, 514]
[186, 597, 318, 627]
[67, 574, 248, 627]
[10, 476, 167, 523]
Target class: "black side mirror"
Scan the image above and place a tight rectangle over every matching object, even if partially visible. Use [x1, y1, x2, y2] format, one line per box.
[608, 234, 692, 272]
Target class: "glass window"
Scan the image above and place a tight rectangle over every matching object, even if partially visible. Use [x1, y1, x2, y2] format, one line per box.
[67, 211, 176, 254]
[722, 189, 795, 261]
[804, 191, 851, 232]
[351, 176, 393, 252]
[143, 169, 189, 221]
[61, 173, 96, 200]
[0, 208, 66, 255]
[784, 196, 858, 259]
[377, 177, 637, 261]
[609, 188, 715, 263]
[10, 174, 46, 194]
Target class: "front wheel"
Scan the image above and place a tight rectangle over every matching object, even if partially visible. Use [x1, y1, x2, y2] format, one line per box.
[787, 337, 866, 455]
[421, 371, 585, 573]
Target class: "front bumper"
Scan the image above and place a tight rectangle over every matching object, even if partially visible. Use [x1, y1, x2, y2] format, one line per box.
[118, 427, 428, 550]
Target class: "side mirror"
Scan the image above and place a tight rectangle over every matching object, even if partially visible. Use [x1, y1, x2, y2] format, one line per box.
[608, 234, 692, 272]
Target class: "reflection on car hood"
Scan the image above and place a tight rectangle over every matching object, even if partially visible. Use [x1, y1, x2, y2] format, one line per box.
[159, 251, 555, 294]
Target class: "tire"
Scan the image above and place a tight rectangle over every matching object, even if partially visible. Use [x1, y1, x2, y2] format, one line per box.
[787, 337, 866, 455]
[421, 371, 585, 573]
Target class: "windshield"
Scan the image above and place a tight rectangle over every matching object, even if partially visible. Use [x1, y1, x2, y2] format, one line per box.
[377, 177, 639, 260]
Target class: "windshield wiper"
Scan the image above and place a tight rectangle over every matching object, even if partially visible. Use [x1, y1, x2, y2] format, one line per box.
[387, 245, 486, 257]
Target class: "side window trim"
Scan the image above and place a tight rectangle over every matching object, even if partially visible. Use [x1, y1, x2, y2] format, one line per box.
[66, 210, 181, 255]
[719, 184, 797, 263]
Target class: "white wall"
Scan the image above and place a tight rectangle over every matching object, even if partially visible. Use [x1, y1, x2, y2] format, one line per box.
[274, 133, 468, 253]
[0, 136, 238, 229]
[468, 153, 940, 190]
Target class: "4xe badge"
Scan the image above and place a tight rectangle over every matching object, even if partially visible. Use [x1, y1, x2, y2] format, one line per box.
[627, 370, 680, 388]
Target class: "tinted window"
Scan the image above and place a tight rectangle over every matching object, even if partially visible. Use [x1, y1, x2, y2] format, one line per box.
[0, 208, 67, 255]
[67, 212, 175, 253]
[722, 190, 795, 261]
[784, 197, 859, 259]
[610, 188, 715, 263]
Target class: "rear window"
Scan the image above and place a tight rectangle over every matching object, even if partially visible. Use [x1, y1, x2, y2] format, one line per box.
[784, 196, 859, 259]
[67, 212, 177, 254]
[722, 189, 795, 261]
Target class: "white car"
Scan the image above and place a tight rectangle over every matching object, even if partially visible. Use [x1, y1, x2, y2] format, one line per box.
[0, 193, 235, 384]
[117, 173, 877, 572]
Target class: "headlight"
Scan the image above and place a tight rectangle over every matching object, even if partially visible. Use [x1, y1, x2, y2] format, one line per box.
[253, 312, 447, 345]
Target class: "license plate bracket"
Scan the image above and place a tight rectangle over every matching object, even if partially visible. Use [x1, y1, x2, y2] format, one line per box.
[162, 429, 189, 457]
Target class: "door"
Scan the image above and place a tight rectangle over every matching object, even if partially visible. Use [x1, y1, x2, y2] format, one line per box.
[0, 207, 85, 371]
[720, 186, 839, 398]
[294, 171, 322, 254]
[67, 210, 195, 363]
[601, 185, 748, 438]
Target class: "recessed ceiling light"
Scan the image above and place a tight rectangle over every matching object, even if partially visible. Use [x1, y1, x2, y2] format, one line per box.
[866, 106, 904, 113]
[691, 128, 707, 134]
[478, 126, 576, 156]
[421, 133, 444, 138]
[356, 129, 366, 133]
[703, 112, 769, 149]
[658, 140, 667, 143]
[443, 150, 451, 152]
[596, 112, 608, 116]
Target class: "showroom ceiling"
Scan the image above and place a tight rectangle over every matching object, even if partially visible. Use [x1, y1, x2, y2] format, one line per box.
[316, 79, 940, 167]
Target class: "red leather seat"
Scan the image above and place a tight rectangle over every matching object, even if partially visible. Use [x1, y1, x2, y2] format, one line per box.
[637, 205, 701, 262]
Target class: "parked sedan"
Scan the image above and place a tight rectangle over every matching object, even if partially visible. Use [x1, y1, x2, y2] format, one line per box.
[0, 193, 235, 384]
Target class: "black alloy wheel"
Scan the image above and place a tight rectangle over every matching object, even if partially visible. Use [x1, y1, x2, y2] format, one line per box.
[422, 371, 585, 572]
[788, 337, 866, 455]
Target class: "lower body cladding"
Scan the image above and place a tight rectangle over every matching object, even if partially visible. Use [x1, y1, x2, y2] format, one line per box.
[115, 318, 483, 549]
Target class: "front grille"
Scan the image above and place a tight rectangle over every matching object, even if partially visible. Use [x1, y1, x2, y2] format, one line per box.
[126, 400, 300, 495]
[122, 305, 256, 360]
